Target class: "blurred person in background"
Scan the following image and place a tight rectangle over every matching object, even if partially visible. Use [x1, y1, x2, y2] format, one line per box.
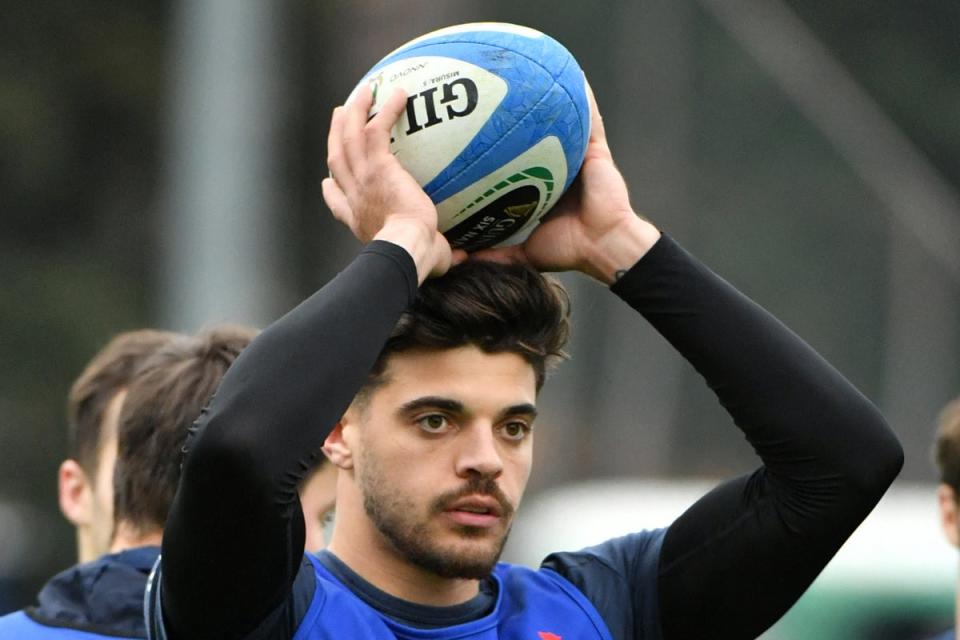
[0, 326, 255, 638]
[931, 397, 960, 640]
[299, 458, 338, 554]
[57, 330, 180, 564]
[146, 85, 903, 640]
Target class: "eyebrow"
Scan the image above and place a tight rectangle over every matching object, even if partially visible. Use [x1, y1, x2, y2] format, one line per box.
[399, 397, 464, 416]
[500, 403, 538, 421]
[397, 396, 538, 421]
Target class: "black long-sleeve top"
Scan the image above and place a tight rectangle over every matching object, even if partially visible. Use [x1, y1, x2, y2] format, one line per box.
[154, 235, 903, 640]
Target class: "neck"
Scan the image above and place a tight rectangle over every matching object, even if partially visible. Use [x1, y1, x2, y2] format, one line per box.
[328, 498, 479, 606]
[108, 522, 163, 554]
[76, 531, 96, 565]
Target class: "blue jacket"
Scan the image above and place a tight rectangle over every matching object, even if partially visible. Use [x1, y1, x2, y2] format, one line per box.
[0, 546, 158, 639]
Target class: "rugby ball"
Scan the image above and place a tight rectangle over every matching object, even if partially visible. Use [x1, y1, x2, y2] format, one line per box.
[349, 23, 590, 251]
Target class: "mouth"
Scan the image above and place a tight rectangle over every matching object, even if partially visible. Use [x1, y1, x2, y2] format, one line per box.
[443, 495, 504, 529]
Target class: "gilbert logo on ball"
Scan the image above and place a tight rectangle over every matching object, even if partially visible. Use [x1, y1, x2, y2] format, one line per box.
[349, 22, 590, 251]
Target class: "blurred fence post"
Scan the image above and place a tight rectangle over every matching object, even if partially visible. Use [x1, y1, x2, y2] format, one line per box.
[558, 0, 695, 479]
[160, 0, 285, 330]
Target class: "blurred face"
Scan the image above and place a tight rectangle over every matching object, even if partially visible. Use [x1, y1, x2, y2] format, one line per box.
[937, 483, 960, 548]
[347, 345, 537, 579]
[300, 463, 338, 553]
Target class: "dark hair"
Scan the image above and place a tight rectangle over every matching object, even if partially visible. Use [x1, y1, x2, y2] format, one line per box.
[365, 260, 571, 395]
[113, 325, 257, 535]
[934, 397, 960, 492]
[67, 330, 180, 475]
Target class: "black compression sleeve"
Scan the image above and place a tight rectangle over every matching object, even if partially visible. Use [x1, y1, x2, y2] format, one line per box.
[609, 235, 903, 640]
[159, 241, 418, 640]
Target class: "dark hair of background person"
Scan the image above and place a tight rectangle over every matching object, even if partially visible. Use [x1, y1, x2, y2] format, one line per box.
[66, 330, 180, 476]
[113, 325, 258, 536]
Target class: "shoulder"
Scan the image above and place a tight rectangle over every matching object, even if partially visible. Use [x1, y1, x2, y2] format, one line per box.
[19, 551, 153, 639]
[541, 528, 667, 581]
[0, 611, 32, 631]
[0, 609, 141, 639]
[538, 529, 667, 640]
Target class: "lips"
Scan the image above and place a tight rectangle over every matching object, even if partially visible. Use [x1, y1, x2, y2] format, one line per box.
[443, 495, 504, 528]
[446, 495, 503, 517]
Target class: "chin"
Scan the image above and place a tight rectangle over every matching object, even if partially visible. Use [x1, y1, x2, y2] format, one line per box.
[421, 529, 510, 579]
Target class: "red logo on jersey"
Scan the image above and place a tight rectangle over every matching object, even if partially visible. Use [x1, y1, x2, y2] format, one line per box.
[538, 633, 562, 640]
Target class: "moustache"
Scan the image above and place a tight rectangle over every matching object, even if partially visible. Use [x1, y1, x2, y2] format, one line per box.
[431, 475, 514, 519]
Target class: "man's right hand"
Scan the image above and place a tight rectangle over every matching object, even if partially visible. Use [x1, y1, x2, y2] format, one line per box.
[323, 85, 464, 282]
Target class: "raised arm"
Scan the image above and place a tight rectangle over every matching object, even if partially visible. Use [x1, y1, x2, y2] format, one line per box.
[158, 86, 460, 639]
[615, 234, 902, 639]
[479, 83, 902, 639]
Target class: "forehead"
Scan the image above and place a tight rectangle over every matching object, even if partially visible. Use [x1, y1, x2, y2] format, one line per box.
[373, 346, 537, 407]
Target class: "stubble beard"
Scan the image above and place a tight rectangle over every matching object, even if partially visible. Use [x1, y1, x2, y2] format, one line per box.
[358, 452, 514, 580]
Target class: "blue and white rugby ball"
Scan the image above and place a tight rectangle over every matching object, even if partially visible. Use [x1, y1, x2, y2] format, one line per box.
[350, 23, 590, 251]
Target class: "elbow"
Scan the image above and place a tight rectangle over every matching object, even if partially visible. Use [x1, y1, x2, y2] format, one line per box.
[179, 406, 267, 494]
[875, 427, 904, 490]
[841, 409, 904, 504]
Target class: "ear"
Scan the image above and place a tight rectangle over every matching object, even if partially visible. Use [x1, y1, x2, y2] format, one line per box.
[938, 484, 959, 547]
[59, 459, 93, 527]
[322, 420, 355, 470]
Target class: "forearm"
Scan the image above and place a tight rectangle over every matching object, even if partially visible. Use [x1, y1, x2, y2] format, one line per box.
[611, 235, 902, 639]
[160, 241, 418, 639]
[613, 234, 902, 500]
[580, 215, 661, 285]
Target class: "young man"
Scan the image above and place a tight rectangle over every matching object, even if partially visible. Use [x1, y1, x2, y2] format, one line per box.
[931, 397, 960, 640]
[58, 330, 179, 564]
[148, 85, 903, 639]
[0, 326, 255, 638]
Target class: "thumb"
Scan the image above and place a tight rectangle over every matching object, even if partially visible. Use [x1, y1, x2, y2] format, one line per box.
[584, 81, 607, 147]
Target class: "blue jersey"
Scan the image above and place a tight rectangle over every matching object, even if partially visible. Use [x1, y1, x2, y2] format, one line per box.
[292, 554, 612, 640]
[147, 530, 665, 640]
[0, 611, 139, 639]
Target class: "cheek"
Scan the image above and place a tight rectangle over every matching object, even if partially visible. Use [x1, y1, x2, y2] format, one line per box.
[502, 447, 533, 503]
[358, 435, 433, 495]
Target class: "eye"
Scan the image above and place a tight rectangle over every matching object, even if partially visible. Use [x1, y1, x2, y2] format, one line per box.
[500, 421, 531, 442]
[416, 414, 451, 434]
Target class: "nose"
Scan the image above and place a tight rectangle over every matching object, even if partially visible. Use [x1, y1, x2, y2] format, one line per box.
[454, 424, 504, 479]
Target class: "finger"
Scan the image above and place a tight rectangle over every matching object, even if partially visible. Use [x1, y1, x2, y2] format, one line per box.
[343, 84, 375, 175]
[321, 177, 354, 229]
[450, 247, 469, 267]
[468, 244, 528, 265]
[326, 106, 354, 192]
[366, 87, 407, 156]
[583, 79, 608, 145]
[429, 233, 454, 278]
